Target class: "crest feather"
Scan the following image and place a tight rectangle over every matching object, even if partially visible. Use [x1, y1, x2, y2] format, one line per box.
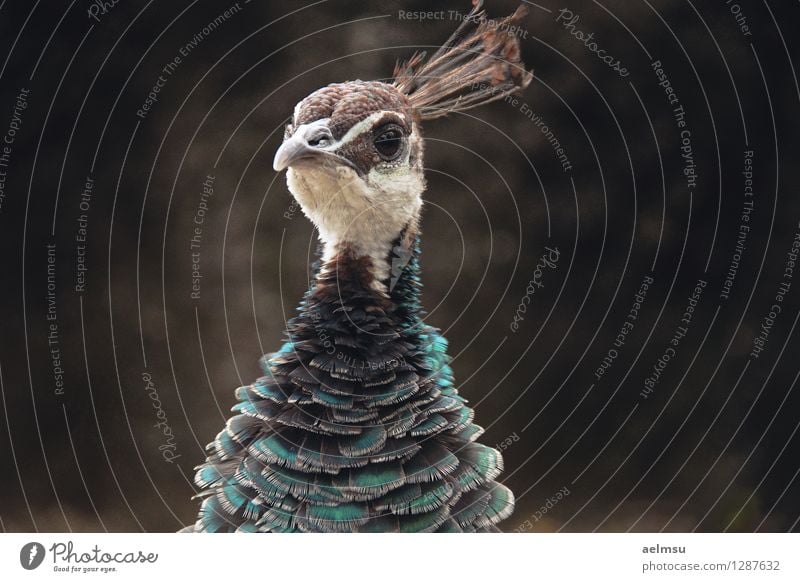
[393, 0, 533, 120]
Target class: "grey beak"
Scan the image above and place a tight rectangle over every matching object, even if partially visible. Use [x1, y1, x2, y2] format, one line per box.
[273, 136, 314, 172]
[273, 118, 335, 172]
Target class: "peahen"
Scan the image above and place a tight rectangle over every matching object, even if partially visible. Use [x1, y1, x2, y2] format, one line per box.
[184, 0, 532, 533]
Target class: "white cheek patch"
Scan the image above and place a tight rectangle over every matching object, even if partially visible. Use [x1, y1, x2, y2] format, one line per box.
[283, 116, 423, 287]
[287, 162, 424, 284]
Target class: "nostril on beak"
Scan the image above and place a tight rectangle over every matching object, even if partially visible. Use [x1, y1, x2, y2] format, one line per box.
[273, 136, 312, 172]
[307, 130, 332, 149]
[272, 118, 360, 174]
[308, 137, 326, 147]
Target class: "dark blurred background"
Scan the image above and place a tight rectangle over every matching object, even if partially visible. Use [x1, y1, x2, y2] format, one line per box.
[1, 0, 799, 532]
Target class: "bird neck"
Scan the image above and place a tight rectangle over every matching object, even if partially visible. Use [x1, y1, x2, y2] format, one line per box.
[276, 233, 425, 383]
[316, 213, 422, 293]
[285, 165, 424, 285]
[307, 227, 424, 324]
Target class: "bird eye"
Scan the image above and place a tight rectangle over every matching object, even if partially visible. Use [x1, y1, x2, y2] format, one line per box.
[373, 125, 404, 160]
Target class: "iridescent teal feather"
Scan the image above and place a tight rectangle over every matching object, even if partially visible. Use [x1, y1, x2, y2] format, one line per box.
[187, 237, 514, 532]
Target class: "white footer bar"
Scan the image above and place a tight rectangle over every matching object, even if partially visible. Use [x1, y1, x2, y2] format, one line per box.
[0, 533, 797, 581]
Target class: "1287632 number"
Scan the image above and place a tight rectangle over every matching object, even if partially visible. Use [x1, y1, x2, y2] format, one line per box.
[733, 560, 780, 571]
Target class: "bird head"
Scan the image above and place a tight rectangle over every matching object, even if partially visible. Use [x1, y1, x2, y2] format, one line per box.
[273, 1, 532, 283]
[274, 81, 425, 278]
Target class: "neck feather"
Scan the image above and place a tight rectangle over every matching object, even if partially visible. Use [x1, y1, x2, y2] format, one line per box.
[318, 210, 421, 294]
[307, 227, 424, 321]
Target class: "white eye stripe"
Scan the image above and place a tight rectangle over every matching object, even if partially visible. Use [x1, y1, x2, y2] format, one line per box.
[335, 111, 404, 147]
[291, 111, 408, 151]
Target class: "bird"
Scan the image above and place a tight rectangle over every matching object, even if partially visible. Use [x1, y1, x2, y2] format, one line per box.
[184, 0, 532, 533]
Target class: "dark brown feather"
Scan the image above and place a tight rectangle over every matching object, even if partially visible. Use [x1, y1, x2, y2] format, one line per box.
[393, 0, 533, 119]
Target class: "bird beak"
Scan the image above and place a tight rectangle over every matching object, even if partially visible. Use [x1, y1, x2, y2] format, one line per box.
[273, 135, 315, 172]
[273, 119, 360, 174]
[273, 118, 335, 172]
